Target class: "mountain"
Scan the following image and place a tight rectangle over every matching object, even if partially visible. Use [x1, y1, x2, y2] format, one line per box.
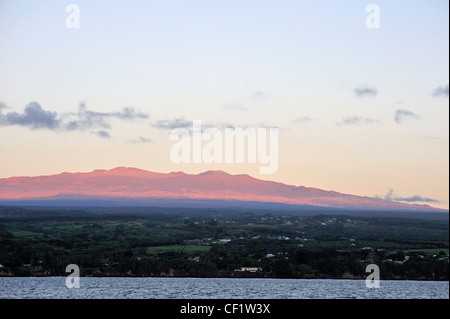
[0, 167, 445, 212]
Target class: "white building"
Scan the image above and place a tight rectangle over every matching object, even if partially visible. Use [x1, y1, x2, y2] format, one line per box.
[234, 267, 262, 273]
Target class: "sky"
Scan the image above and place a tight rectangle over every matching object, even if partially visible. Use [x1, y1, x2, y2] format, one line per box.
[0, 0, 448, 209]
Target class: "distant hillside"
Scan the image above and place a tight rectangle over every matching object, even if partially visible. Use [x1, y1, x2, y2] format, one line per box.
[0, 167, 446, 212]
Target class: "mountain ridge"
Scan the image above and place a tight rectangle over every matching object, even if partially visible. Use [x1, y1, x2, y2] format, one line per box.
[0, 167, 446, 212]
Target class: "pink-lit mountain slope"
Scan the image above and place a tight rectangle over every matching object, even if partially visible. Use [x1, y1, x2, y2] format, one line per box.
[0, 167, 445, 212]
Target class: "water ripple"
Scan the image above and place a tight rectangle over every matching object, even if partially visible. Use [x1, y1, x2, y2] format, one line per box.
[0, 277, 448, 299]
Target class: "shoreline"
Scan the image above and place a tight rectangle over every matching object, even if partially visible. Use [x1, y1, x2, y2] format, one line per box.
[0, 274, 447, 282]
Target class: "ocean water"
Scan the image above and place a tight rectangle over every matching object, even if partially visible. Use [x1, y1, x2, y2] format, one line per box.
[0, 277, 448, 299]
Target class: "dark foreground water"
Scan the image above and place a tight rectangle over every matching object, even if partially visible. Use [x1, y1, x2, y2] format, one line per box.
[0, 277, 448, 299]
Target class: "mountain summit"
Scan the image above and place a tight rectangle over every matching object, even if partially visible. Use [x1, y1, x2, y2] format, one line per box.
[0, 167, 444, 212]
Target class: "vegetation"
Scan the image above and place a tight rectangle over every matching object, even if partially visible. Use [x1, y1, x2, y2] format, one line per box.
[146, 245, 211, 255]
[0, 206, 448, 280]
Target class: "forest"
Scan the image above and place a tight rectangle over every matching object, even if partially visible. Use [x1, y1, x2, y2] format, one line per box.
[0, 206, 448, 280]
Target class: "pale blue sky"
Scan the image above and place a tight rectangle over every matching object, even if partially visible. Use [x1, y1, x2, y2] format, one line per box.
[0, 0, 448, 208]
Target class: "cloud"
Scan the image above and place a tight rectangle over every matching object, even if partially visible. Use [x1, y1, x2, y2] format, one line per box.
[137, 136, 152, 143]
[250, 91, 270, 100]
[152, 117, 281, 133]
[153, 117, 239, 131]
[64, 102, 149, 131]
[394, 195, 440, 203]
[394, 109, 420, 124]
[292, 117, 315, 124]
[354, 86, 377, 97]
[64, 103, 110, 131]
[0, 101, 149, 137]
[412, 135, 442, 141]
[382, 189, 395, 201]
[432, 85, 449, 97]
[153, 117, 193, 130]
[129, 136, 152, 144]
[382, 189, 439, 203]
[221, 103, 247, 111]
[0, 102, 8, 111]
[111, 107, 149, 120]
[0, 102, 60, 130]
[93, 130, 111, 139]
[337, 116, 380, 126]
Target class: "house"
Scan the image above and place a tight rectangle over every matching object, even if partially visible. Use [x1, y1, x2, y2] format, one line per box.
[188, 256, 200, 262]
[234, 267, 262, 273]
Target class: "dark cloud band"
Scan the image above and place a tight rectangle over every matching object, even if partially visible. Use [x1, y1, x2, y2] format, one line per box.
[383, 189, 439, 203]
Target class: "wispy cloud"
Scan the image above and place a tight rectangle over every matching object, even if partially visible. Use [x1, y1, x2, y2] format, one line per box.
[153, 117, 240, 131]
[93, 130, 111, 139]
[292, 116, 316, 124]
[152, 117, 281, 132]
[432, 85, 449, 98]
[129, 136, 152, 144]
[153, 117, 193, 130]
[394, 195, 440, 203]
[64, 102, 149, 131]
[64, 103, 110, 131]
[394, 109, 420, 124]
[354, 86, 378, 97]
[382, 189, 439, 203]
[411, 135, 443, 141]
[337, 116, 381, 126]
[250, 91, 270, 100]
[0, 101, 149, 137]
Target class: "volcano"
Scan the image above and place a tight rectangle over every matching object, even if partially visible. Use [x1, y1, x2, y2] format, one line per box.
[0, 167, 445, 212]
